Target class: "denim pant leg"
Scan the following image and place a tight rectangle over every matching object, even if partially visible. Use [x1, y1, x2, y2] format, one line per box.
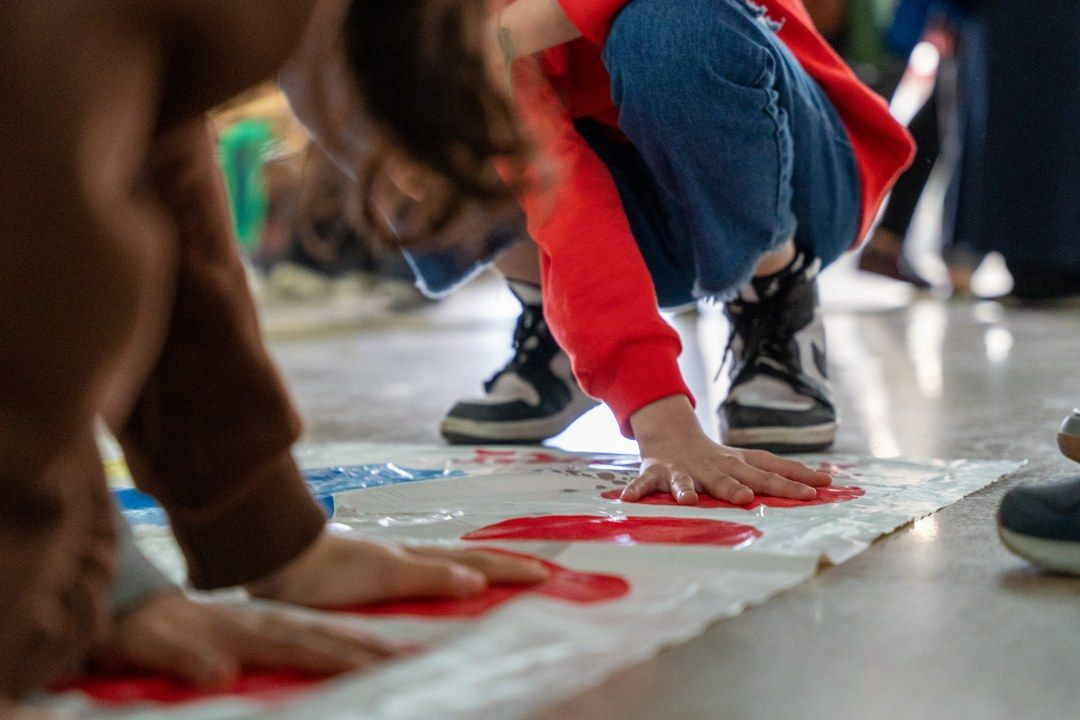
[574, 119, 698, 309]
[603, 0, 861, 297]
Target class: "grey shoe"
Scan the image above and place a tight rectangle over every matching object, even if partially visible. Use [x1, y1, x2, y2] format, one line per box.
[998, 477, 1080, 576]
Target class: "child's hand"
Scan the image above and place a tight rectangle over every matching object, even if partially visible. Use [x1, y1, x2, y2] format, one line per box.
[91, 592, 400, 689]
[627, 396, 832, 505]
[246, 533, 549, 608]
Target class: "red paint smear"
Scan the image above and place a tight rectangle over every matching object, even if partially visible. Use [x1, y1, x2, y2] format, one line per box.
[53, 670, 325, 707]
[461, 515, 762, 546]
[341, 549, 629, 618]
[601, 485, 865, 509]
[470, 448, 587, 465]
[817, 462, 861, 474]
[474, 448, 516, 456]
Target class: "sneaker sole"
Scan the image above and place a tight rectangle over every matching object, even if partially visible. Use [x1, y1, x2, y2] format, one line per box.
[440, 397, 599, 445]
[721, 422, 837, 454]
[999, 526, 1080, 576]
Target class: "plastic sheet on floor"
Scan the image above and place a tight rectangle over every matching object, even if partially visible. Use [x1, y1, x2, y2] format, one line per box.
[47, 443, 1020, 720]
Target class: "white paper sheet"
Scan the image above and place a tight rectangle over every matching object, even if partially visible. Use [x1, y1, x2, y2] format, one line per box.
[47, 444, 1020, 720]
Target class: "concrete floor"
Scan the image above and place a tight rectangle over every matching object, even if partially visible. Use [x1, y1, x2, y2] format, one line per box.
[267, 266, 1080, 720]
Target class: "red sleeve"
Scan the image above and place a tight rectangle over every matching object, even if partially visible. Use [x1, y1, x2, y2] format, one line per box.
[505, 59, 694, 437]
[555, 0, 630, 45]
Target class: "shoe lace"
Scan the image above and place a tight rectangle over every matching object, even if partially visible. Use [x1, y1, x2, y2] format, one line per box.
[720, 288, 801, 383]
[484, 306, 548, 392]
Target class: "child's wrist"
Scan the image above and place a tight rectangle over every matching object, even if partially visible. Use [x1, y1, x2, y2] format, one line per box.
[630, 395, 705, 448]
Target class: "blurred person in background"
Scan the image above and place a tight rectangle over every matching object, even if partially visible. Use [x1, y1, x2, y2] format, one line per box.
[858, 0, 1079, 300]
[266, 142, 433, 310]
[857, 0, 967, 290]
[961, 1, 1080, 301]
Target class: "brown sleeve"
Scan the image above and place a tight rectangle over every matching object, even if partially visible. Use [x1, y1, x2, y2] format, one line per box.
[146, 0, 323, 121]
[119, 124, 326, 590]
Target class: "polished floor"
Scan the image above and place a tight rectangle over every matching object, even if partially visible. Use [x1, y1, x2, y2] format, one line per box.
[267, 262, 1080, 720]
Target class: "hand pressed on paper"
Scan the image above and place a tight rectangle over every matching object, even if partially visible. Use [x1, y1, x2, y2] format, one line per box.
[91, 592, 400, 690]
[246, 532, 549, 609]
[626, 396, 833, 505]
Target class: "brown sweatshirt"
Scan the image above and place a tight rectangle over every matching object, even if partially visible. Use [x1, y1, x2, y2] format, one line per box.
[0, 0, 327, 700]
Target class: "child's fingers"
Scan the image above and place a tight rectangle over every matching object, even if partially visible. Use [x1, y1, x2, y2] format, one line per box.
[99, 594, 399, 687]
[728, 463, 817, 500]
[621, 464, 670, 501]
[223, 612, 397, 674]
[135, 628, 239, 690]
[407, 548, 549, 584]
[382, 554, 488, 600]
[669, 471, 699, 505]
[743, 450, 833, 486]
[91, 594, 239, 689]
[695, 474, 753, 504]
[306, 624, 404, 660]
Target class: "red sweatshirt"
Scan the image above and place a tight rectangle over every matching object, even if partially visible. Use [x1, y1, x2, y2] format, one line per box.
[512, 0, 915, 437]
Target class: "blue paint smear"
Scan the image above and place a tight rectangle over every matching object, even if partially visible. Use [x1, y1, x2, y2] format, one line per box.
[303, 464, 463, 495]
[113, 464, 462, 526]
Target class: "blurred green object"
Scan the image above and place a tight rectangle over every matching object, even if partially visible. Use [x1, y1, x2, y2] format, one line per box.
[218, 118, 274, 252]
[846, 0, 898, 76]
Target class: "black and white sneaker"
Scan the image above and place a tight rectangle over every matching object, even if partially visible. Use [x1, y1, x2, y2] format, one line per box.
[719, 252, 836, 453]
[998, 478, 1080, 576]
[440, 282, 598, 444]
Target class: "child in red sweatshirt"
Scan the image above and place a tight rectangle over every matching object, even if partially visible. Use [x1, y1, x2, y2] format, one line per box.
[430, 0, 916, 504]
[284, 0, 912, 503]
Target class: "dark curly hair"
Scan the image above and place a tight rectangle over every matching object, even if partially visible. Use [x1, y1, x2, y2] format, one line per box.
[343, 0, 531, 247]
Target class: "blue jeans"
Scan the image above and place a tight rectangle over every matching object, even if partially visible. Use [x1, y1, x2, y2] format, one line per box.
[404, 0, 860, 303]
[598, 0, 861, 306]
